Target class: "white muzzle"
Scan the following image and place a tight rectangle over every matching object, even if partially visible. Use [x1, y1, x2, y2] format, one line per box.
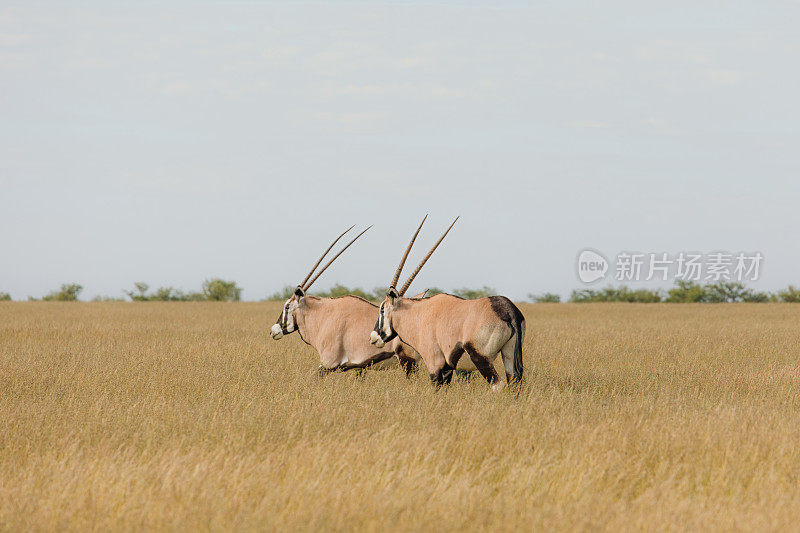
[369, 330, 385, 348]
[270, 324, 284, 340]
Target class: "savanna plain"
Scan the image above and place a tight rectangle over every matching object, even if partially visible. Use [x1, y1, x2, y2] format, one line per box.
[2, 301, 800, 531]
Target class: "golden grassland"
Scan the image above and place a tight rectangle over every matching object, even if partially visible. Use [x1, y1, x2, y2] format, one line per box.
[2, 302, 800, 531]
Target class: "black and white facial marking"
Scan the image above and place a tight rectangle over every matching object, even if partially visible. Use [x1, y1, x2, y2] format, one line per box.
[369, 290, 399, 347]
[270, 287, 304, 340]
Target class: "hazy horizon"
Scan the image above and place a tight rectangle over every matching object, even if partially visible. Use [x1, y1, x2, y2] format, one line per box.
[2, 1, 799, 301]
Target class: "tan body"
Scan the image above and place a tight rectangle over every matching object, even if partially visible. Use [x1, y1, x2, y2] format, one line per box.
[372, 293, 525, 388]
[290, 295, 420, 373]
[269, 224, 421, 375]
[368, 216, 524, 388]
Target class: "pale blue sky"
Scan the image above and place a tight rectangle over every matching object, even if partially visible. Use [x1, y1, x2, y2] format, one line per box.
[2, 1, 799, 300]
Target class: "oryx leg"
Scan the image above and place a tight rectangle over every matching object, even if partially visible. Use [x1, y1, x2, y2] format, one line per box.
[430, 364, 454, 387]
[446, 342, 465, 368]
[398, 357, 417, 376]
[395, 345, 418, 377]
[464, 342, 501, 388]
[315, 365, 337, 378]
[500, 335, 517, 384]
[429, 342, 471, 387]
[423, 349, 453, 389]
[318, 346, 343, 376]
[454, 370, 475, 381]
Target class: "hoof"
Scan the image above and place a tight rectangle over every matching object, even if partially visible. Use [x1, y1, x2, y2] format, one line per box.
[314, 365, 336, 378]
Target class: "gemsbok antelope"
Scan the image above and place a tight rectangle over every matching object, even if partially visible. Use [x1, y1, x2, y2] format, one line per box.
[270, 225, 422, 375]
[369, 216, 525, 389]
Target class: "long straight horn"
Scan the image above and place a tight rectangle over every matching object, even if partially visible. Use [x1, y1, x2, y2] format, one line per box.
[299, 225, 354, 289]
[390, 215, 428, 289]
[304, 225, 373, 291]
[399, 216, 459, 296]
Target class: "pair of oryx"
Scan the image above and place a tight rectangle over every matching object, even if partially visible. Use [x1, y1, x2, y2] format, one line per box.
[269, 217, 525, 389]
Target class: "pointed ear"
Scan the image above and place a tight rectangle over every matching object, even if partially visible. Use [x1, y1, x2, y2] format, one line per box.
[412, 289, 429, 299]
[294, 286, 305, 299]
[387, 287, 399, 304]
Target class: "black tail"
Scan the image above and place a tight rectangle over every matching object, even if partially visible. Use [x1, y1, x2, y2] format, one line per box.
[488, 296, 525, 383]
[512, 317, 525, 383]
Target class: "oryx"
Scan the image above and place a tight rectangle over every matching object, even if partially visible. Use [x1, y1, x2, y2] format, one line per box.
[270, 225, 422, 375]
[369, 216, 525, 389]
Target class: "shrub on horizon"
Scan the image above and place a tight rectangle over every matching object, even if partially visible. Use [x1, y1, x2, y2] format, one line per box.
[530, 292, 561, 303]
[202, 278, 242, 302]
[453, 286, 495, 299]
[778, 285, 800, 303]
[265, 285, 296, 301]
[704, 281, 769, 303]
[42, 283, 83, 302]
[91, 295, 125, 302]
[314, 283, 376, 301]
[666, 280, 707, 303]
[125, 282, 151, 301]
[570, 285, 663, 303]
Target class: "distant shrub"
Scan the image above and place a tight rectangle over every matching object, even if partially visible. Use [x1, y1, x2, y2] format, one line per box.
[202, 278, 242, 302]
[665, 281, 772, 303]
[453, 286, 495, 299]
[125, 282, 151, 302]
[742, 290, 772, 303]
[624, 288, 663, 303]
[530, 292, 561, 303]
[42, 283, 83, 302]
[570, 286, 662, 303]
[152, 287, 195, 301]
[266, 284, 445, 302]
[778, 285, 800, 303]
[371, 287, 390, 299]
[91, 295, 125, 302]
[266, 284, 380, 301]
[126, 281, 230, 301]
[183, 291, 207, 301]
[265, 286, 296, 301]
[0, 292, 11, 301]
[703, 281, 770, 303]
[313, 283, 364, 300]
[666, 280, 707, 303]
[266, 284, 508, 301]
[703, 281, 743, 303]
[149, 287, 173, 301]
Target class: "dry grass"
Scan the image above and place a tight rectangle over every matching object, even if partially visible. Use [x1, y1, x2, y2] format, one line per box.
[2, 302, 800, 531]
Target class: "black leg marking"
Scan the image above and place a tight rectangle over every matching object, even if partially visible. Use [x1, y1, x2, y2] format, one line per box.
[465, 342, 499, 385]
[429, 362, 455, 388]
[440, 363, 454, 385]
[399, 358, 417, 377]
[455, 370, 475, 381]
[395, 345, 418, 377]
[447, 342, 465, 368]
[317, 366, 336, 378]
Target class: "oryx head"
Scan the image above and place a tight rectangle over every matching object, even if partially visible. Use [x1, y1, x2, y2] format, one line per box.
[370, 215, 458, 348]
[271, 224, 371, 340]
[270, 286, 306, 340]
